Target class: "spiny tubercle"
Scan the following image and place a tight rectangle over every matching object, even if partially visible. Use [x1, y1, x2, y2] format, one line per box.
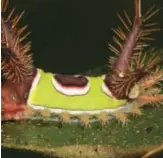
[114, 18, 142, 74]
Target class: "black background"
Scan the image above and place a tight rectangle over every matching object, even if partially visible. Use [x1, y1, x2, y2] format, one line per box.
[5, 0, 163, 74]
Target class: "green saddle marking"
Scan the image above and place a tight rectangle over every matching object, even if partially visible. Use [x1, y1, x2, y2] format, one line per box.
[27, 69, 126, 110]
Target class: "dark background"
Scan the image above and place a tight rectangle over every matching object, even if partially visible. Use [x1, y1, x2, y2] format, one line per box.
[2, 0, 163, 157]
[6, 0, 163, 74]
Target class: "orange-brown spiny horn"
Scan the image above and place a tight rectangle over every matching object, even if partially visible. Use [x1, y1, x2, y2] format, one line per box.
[1, 0, 33, 83]
[114, 0, 142, 75]
[109, 0, 161, 75]
[106, 0, 161, 99]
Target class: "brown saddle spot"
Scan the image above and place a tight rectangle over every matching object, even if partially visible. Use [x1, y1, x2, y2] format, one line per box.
[54, 74, 88, 87]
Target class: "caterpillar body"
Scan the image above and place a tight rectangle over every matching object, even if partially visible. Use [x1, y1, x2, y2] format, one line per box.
[1, 0, 163, 125]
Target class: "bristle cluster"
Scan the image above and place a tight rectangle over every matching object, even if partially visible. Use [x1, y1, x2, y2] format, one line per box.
[138, 95, 163, 106]
[1, 0, 33, 83]
[137, 69, 163, 89]
[136, 68, 163, 107]
[106, 0, 162, 100]
[109, 5, 161, 68]
[17, 106, 141, 126]
[106, 50, 163, 100]
[129, 51, 161, 72]
[104, 70, 147, 99]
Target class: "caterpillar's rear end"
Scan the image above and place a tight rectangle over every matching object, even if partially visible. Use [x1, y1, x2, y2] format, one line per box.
[1, 0, 36, 120]
[1, 0, 163, 125]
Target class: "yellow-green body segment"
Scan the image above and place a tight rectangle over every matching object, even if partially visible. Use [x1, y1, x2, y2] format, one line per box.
[27, 69, 126, 112]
